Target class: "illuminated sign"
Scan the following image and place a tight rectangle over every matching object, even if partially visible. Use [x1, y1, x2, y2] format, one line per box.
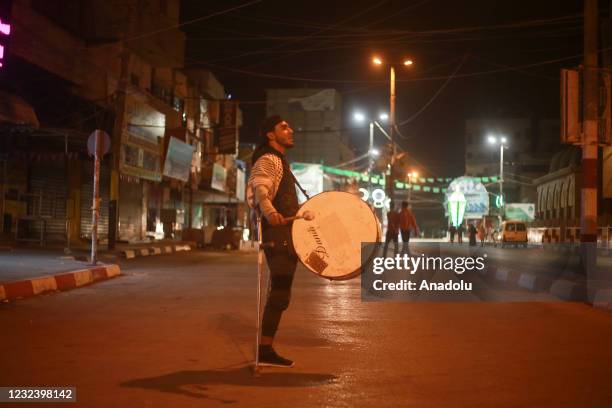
[447, 191, 467, 227]
[0, 0, 12, 68]
[444, 176, 489, 219]
[358, 188, 386, 208]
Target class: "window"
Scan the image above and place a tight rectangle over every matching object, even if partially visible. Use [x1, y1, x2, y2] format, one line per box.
[516, 223, 526, 231]
[505, 223, 516, 232]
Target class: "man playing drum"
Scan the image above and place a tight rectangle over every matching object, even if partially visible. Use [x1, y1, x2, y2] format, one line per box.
[247, 115, 299, 368]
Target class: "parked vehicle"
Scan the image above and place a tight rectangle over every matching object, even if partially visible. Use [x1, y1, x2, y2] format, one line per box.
[497, 220, 528, 247]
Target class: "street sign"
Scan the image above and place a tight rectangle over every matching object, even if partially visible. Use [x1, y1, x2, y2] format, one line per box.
[87, 130, 111, 156]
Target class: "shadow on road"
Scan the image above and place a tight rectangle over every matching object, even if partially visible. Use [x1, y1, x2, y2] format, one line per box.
[120, 366, 337, 402]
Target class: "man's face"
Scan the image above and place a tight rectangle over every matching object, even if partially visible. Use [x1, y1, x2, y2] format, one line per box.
[268, 121, 294, 148]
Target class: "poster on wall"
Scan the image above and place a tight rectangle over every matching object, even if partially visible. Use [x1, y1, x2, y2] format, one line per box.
[125, 97, 165, 148]
[120, 96, 165, 181]
[211, 163, 227, 192]
[505, 203, 535, 222]
[236, 167, 246, 201]
[163, 137, 195, 182]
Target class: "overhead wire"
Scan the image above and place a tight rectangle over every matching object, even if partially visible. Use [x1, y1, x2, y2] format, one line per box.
[396, 54, 469, 129]
[202, 0, 390, 65]
[194, 50, 586, 84]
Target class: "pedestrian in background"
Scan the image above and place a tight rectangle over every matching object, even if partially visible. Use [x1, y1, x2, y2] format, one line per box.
[383, 201, 400, 257]
[468, 222, 477, 246]
[449, 225, 456, 243]
[478, 222, 486, 246]
[399, 201, 419, 254]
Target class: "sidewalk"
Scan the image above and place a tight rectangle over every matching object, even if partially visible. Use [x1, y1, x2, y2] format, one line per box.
[0, 247, 120, 302]
[0, 238, 200, 303]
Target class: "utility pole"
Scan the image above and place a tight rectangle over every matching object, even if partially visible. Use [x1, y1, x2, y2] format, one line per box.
[109, 3, 135, 249]
[389, 66, 396, 203]
[581, 0, 598, 276]
[369, 121, 374, 193]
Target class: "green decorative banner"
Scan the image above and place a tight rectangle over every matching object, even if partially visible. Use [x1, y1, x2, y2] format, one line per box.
[316, 164, 497, 194]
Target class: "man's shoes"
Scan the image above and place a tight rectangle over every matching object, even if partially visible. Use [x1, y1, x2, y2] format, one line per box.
[258, 346, 294, 368]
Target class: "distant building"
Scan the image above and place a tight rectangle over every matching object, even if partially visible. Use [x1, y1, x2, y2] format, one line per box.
[464, 118, 562, 205]
[266, 88, 353, 166]
[534, 146, 612, 229]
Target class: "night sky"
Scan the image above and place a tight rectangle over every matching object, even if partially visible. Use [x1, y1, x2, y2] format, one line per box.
[180, 0, 587, 178]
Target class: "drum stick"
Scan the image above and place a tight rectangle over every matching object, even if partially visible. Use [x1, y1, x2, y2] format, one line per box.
[285, 211, 315, 222]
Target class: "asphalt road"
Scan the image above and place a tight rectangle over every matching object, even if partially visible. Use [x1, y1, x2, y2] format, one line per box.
[1, 250, 611, 407]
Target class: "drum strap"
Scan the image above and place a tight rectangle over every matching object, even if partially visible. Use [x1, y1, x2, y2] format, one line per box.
[287, 168, 310, 200]
[279, 155, 309, 200]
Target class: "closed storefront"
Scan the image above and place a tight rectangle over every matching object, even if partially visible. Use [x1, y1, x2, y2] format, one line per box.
[28, 161, 68, 242]
[118, 177, 143, 242]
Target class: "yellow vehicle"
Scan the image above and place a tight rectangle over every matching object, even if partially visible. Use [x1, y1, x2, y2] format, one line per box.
[497, 220, 528, 247]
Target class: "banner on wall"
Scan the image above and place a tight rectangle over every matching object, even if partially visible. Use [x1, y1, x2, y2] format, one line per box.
[163, 137, 195, 182]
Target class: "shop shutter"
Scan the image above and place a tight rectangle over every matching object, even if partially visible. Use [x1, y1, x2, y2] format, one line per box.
[29, 161, 68, 242]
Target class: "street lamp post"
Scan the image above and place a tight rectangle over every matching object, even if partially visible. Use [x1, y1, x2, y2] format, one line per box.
[487, 135, 508, 223]
[373, 56, 413, 203]
[354, 111, 386, 198]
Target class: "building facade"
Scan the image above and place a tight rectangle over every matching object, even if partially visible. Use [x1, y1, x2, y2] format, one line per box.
[266, 88, 353, 166]
[0, 0, 245, 247]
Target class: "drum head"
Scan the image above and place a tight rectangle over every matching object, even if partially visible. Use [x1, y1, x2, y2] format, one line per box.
[292, 191, 381, 280]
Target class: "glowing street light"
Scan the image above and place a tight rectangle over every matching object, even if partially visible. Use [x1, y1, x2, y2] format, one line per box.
[372, 54, 414, 202]
[354, 112, 366, 122]
[379, 112, 389, 121]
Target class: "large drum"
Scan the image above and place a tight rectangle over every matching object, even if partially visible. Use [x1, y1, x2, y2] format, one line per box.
[292, 191, 381, 280]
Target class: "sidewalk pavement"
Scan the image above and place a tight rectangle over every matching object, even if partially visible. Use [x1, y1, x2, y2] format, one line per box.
[0, 248, 120, 302]
[0, 239, 194, 302]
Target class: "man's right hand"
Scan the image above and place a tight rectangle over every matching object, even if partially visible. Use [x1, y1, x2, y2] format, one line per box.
[267, 212, 287, 226]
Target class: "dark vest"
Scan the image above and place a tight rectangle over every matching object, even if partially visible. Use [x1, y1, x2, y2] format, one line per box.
[252, 146, 299, 250]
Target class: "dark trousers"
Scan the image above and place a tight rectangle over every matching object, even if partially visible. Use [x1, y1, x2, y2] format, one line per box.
[261, 248, 298, 338]
[383, 230, 399, 258]
[400, 229, 411, 254]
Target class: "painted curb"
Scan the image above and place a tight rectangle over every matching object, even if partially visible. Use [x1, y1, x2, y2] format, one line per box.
[550, 279, 587, 301]
[517, 273, 553, 292]
[0, 264, 121, 302]
[593, 289, 612, 311]
[122, 244, 192, 260]
[494, 268, 510, 282]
